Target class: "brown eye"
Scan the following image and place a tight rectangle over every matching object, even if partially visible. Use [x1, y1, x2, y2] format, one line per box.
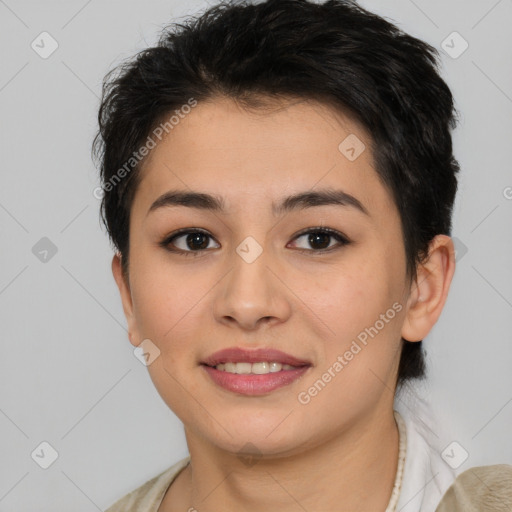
[289, 228, 350, 253]
[161, 229, 219, 256]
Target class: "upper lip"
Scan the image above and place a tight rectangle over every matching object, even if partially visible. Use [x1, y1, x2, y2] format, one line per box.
[202, 347, 312, 367]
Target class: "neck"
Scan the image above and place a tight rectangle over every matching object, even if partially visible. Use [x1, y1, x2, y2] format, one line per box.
[163, 405, 400, 512]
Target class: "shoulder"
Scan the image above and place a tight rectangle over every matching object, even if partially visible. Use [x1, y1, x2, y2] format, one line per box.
[435, 464, 512, 511]
[105, 456, 190, 512]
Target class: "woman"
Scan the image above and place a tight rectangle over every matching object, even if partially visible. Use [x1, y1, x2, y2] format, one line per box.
[93, 1, 512, 510]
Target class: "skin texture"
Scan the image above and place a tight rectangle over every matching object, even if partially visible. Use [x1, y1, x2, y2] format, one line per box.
[112, 96, 456, 512]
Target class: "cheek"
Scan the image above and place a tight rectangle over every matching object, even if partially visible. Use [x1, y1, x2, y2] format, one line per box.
[296, 290, 403, 426]
[310, 255, 398, 332]
[306, 253, 404, 381]
[129, 253, 205, 341]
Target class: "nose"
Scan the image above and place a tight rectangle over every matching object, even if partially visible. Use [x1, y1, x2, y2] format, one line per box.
[212, 241, 292, 332]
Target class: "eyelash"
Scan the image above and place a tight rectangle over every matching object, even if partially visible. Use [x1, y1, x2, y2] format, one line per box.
[159, 226, 350, 257]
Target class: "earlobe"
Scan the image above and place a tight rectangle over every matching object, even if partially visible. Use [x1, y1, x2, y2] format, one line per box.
[401, 235, 456, 342]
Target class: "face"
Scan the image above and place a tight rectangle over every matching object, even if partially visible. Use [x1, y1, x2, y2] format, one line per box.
[114, 96, 415, 457]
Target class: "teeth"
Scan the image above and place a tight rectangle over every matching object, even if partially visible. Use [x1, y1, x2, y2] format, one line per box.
[214, 362, 298, 374]
[252, 362, 270, 374]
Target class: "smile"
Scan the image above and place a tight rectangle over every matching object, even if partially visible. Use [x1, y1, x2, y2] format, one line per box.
[201, 347, 312, 395]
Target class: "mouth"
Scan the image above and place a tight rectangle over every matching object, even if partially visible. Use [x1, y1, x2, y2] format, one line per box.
[200, 347, 312, 395]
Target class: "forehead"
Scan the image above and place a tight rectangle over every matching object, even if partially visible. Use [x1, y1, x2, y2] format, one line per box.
[132, 96, 394, 220]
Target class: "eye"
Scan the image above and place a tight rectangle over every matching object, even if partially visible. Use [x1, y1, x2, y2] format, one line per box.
[288, 227, 350, 253]
[160, 228, 219, 256]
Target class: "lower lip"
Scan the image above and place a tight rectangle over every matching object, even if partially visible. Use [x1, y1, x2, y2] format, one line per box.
[202, 365, 310, 395]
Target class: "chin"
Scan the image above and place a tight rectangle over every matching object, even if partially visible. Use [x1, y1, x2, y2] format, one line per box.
[193, 410, 313, 457]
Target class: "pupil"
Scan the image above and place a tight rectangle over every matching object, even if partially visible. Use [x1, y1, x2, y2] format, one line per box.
[309, 233, 330, 249]
[187, 233, 208, 250]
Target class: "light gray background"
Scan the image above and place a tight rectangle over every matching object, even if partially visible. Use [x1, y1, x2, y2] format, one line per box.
[1, 0, 511, 510]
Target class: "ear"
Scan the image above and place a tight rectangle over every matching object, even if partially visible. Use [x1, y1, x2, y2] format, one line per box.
[111, 253, 139, 347]
[401, 235, 456, 342]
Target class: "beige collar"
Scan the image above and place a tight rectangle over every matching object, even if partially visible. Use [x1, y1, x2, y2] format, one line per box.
[385, 410, 408, 512]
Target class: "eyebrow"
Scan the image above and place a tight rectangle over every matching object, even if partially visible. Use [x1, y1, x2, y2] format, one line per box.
[146, 188, 369, 217]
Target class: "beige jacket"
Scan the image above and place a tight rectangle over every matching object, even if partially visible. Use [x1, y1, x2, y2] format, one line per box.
[435, 464, 512, 511]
